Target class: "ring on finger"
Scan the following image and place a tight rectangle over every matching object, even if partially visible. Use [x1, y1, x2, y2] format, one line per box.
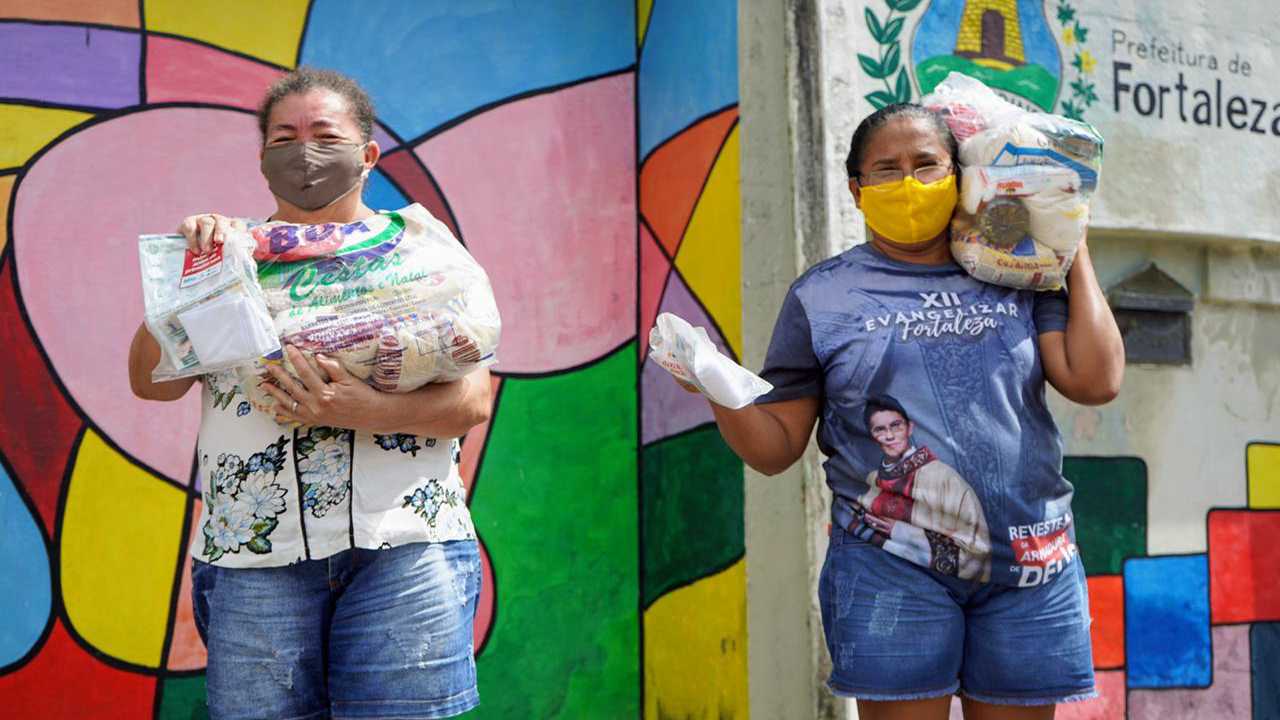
[291, 399, 299, 413]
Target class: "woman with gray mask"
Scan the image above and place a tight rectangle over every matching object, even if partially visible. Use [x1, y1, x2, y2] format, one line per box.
[127, 68, 489, 720]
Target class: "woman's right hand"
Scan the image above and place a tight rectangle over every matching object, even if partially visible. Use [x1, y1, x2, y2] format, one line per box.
[178, 213, 245, 255]
[674, 378, 701, 395]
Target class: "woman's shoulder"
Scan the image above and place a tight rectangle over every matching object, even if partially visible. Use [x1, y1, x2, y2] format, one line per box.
[793, 246, 871, 290]
[788, 247, 895, 312]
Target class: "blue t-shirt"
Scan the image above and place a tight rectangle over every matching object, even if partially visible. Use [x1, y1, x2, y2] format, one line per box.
[760, 244, 1074, 587]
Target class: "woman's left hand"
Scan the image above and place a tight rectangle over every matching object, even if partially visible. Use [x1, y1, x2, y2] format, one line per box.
[864, 514, 897, 537]
[263, 346, 383, 428]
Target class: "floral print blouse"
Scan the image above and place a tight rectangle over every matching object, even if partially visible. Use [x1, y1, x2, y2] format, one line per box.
[193, 370, 475, 568]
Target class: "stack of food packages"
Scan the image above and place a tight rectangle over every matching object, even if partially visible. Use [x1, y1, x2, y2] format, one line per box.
[924, 72, 1104, 290]
[239, 203, 502, 413]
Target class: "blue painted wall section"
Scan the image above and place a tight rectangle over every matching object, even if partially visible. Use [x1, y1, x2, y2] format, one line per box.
[637, 0, 738, 159]
[1123, 554, 1212, 689]
[300, 0, 636, 141]
[0, 461, 52, 669]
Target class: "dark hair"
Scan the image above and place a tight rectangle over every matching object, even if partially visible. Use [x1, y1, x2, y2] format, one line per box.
[863, 394, 910, 433]
[845, 103, 959, 180]
[257, 67, 376, 143]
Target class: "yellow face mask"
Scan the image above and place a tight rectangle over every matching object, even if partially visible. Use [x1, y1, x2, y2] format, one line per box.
[858, 174, 957, 246]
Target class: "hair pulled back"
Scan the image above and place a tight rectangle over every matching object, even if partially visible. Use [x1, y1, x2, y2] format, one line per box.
[257, 67, 376, 143]
[845, 103, 959, 180]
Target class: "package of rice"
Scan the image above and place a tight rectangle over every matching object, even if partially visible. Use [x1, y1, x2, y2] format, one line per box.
[239, 203, 501, 412]
[923, 72, 1104, 290]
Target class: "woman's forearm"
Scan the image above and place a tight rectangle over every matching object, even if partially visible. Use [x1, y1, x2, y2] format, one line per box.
[128, 323, 198, 401]
[366, 368, 492, 439]
[709, 397, 819, 476]
[1062, 242, 1125, 401]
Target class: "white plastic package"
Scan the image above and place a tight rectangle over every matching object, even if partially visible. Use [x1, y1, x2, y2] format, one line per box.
[239, 203, 502, 413]
[647, 312, 772, 410]
[923, 72, 1104, 290]
[139, 231, 280, 381]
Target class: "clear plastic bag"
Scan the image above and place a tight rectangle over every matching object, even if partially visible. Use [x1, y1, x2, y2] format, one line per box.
[139, 231, 280, 381]
[239, 203, 501, 413]
[923, 72, 1103, 290]
[648, 312, 772, 410]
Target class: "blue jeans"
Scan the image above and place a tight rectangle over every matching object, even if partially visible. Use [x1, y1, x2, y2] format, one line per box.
[818, 527, 1095, 705]
[192, 540, 481, 720]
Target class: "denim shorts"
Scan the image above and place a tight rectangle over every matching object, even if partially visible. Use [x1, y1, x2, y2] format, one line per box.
[818, 527, 1095, 705]
[192, 540, 481, 720]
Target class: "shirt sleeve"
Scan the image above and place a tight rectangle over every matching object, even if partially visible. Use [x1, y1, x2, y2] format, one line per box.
[1033, 288, 1068, 335]
[756, 286, 824, 404]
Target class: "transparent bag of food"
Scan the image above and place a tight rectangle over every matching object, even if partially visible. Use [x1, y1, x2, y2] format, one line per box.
[647, 312, 771, 410]
[139, 231, 280, 381]
[240, 203, 502, 413]
[923, 71, 1103, 290]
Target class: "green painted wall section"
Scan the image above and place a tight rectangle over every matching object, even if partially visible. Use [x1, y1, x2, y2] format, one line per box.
[1064, 456, 1148, 575]
[467, 344, 639, 718]
[641, 424, 744, 608]
[158, 675, 207, 720]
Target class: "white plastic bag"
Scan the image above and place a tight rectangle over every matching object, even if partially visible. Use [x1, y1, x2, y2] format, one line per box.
[647, 312, 772, 410]
[139, 231, 279, 381]
[923, 72, 1104, 290]
[239, 203, 502, 413]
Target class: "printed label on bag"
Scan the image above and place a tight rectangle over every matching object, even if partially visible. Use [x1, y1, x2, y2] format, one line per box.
[180, 246, 224, 288]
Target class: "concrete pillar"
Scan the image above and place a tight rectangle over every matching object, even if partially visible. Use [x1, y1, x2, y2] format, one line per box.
[739, 1, 846, 718]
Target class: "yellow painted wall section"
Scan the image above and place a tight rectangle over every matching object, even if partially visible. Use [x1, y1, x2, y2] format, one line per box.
[644, 560, 749, 720]
[144, 0, 310, 68]
[0, 106, 93, 170]
[60, 430, 187, 668]
[956, 0, 1026, 62]
[675, 125, 742, 355]
[638, 0, 654, 47]
[1248, 442, 1280, 508]
[0, 174, 13, 256]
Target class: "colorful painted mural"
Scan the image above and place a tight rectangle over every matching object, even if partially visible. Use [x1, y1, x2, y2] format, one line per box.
[638, 1, 749, 717]
[1051, 445, 1280, 719]
[935, 445, 1280, 719]
[0, 1, 744, 718]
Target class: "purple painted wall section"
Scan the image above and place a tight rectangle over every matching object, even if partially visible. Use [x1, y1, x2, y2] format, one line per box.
[640, 270, 732, 444]
[0, 23, 140, 108]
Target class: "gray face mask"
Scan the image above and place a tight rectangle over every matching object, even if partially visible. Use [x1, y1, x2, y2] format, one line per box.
[260, 141, 367, 211]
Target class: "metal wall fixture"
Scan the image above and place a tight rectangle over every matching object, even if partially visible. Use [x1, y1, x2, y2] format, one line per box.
[1107, 263, 1195, 366]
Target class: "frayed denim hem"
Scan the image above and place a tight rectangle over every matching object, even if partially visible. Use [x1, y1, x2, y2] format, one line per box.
[959, 687, 1098, 706]
[828, 679, 960, 702]
[332, 686, 480, 719]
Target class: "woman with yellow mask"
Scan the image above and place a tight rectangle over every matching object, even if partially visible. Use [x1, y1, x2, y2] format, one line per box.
[673, 104, 1124, 719]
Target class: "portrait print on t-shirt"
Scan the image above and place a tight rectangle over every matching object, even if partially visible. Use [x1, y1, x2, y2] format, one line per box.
[850, 394, 993, 582]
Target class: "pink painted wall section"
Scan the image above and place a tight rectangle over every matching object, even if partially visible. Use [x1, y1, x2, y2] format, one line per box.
[415, 74, 637, 375]
[145, 36, 283, 111]
[1057, 671, 1127, 720]
[12, 108, 276, 482]
[1127, 625, 1254, 719]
